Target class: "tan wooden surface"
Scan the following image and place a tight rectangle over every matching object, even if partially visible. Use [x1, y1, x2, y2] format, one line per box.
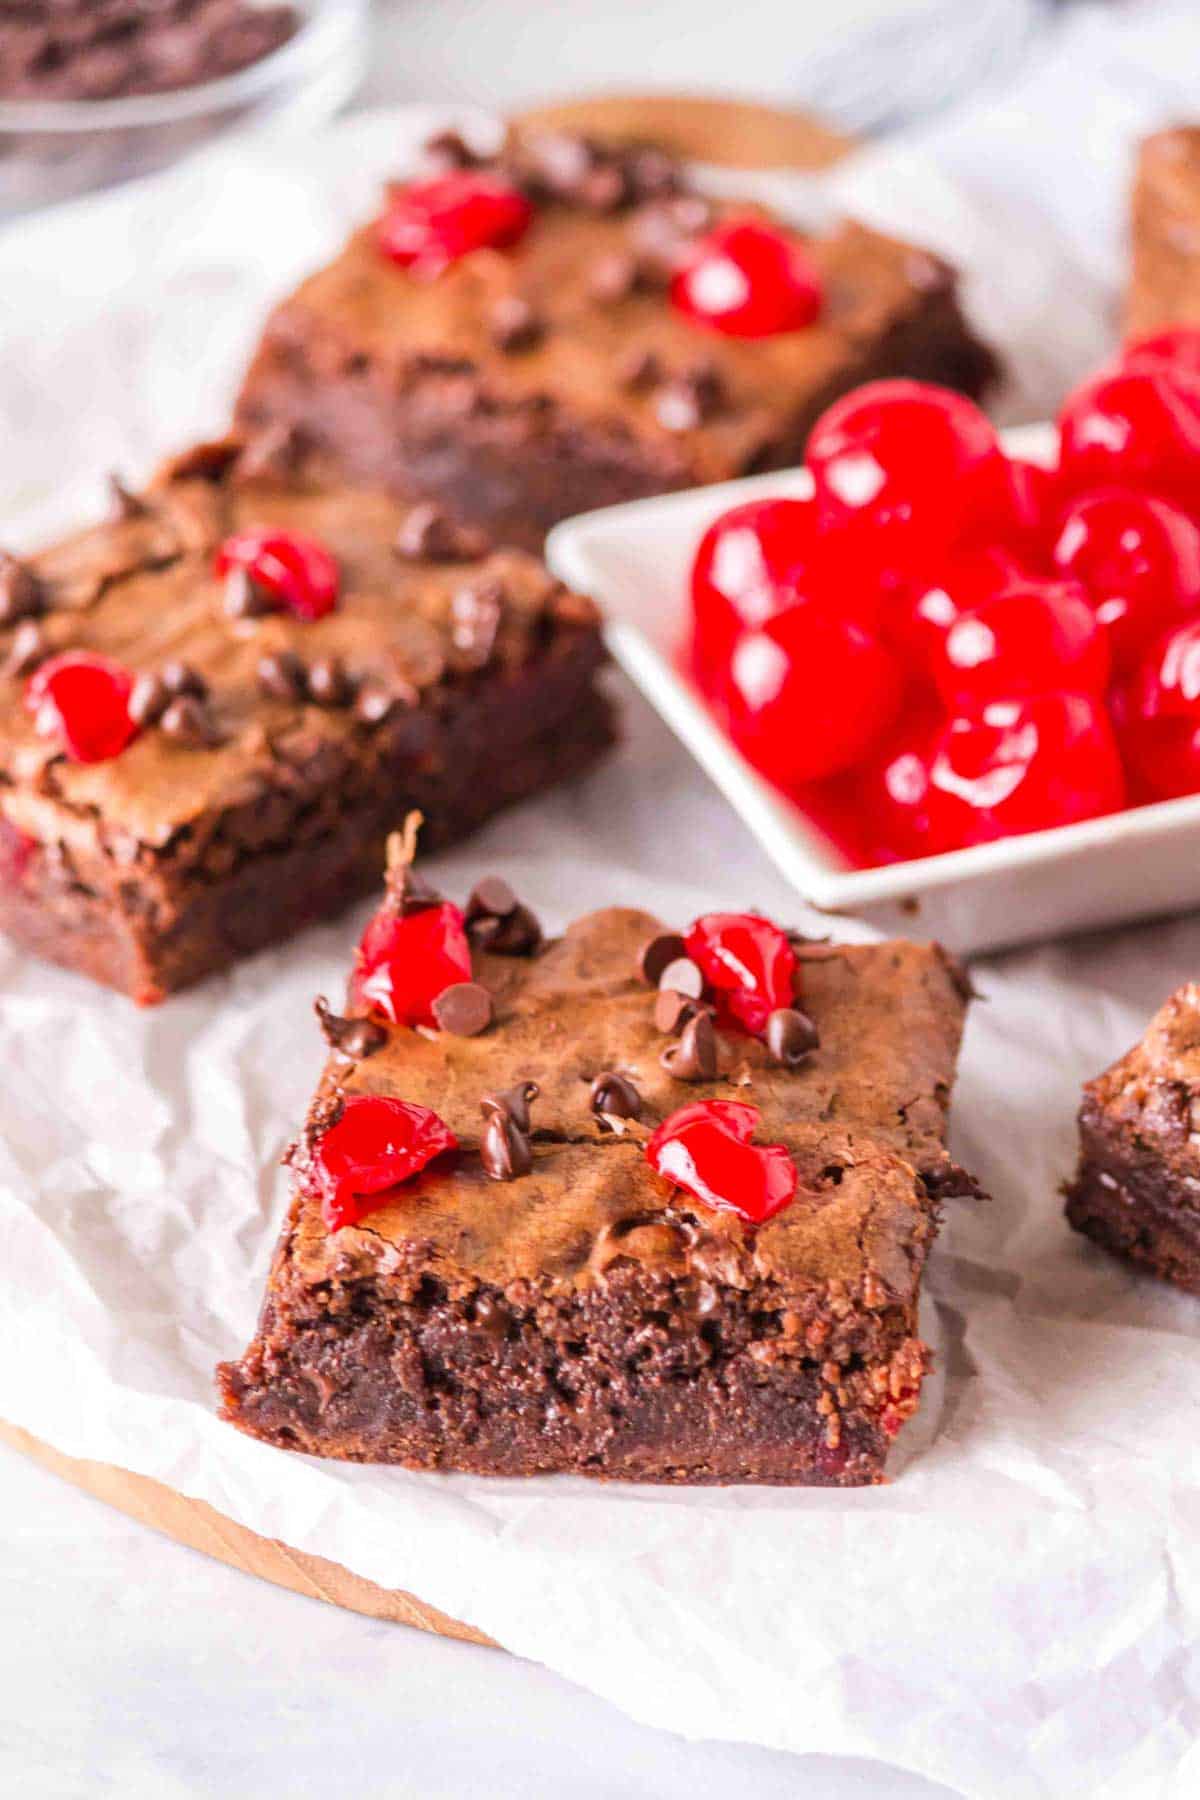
[515, 91, 854, 170]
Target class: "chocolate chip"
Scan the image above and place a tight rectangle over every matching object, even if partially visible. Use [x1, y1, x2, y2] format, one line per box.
[655, 365, 724, 433]
[590, 1071, 643, 1125]
[236, 423, 307, 483]
[432, 980, 494, 1037]
[466, 875, 517, 923]
[161, 660, 207, 699]
[314, 995, 388, 1060]
[4, 620, 48, 677]
[627, 146, 680, 201]
[307, 655, 352, 708]
[449, 579, 503, 671]
[630, 195, 712, 275]
[257, 649, 308, 702]
[589, 251, 643, 302]
[638, 932, 686, 986]
[160, 695, 222, 748]
[618, 347, 663, 392]
[355, 679, 415, 724]
[224, 567, 274, 619]
[424, 128, 485, 171]
[0, 553, 44, 626]
[471, 902, 542, 956]
[654, 989, 708, 1035]
[481, 1109, 532, 1181]
[489, 295, 544, 352]
[108, 474, 148, 521]
[660, 1009, 718, 1081]
[578, 162, 626, 212]
[765, 1006, 820, 1068]
[128, 672, 169, 727]
[519, 130, 592, 197]
[472, 1292, 512, 1338]
[658, 955, 704, 1000]
[394, 501, 490, 563]
[159, 438, 242, 485]
[482, 1079, 540, 1133]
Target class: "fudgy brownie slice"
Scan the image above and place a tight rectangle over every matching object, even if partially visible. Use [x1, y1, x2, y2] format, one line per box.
[235, 129, 998, 551]
[1066, 984, 1200, 1293]
[0, 438, 611, 1003]
[218, 864, 975, 1486]
[1128, 126, 1200, 338]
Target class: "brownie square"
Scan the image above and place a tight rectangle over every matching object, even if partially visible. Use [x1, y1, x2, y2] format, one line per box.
[1128, 126, 1200, 338]
[235, 131, 998, 551]
[0, 439, 611, 1003]
[1066, 984, 1200, 1293]
[218, 895, 975, 1486]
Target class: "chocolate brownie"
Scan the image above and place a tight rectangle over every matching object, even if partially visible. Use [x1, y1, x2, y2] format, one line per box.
[218, 876, 975, 1486]
[0, 439, 611, 1004]
[1066, 984, 1200, 1293]
[0, 1, 299, 102]
[235, 130, 998, 551]
[1128, 127, 1200, 338]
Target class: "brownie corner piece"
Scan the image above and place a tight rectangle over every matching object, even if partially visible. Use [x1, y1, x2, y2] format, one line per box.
[218, 893, 974, 1486]
[1066, 982, 1200, 1293]
[0, 444, 612, 1003]
[1128, 124, 1200, 338]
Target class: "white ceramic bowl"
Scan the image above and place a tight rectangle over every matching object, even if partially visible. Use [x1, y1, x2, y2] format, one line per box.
[547, 425, 1200, 956]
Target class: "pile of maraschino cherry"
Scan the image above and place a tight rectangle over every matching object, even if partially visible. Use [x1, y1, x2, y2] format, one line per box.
[689, 331, 1200, 865]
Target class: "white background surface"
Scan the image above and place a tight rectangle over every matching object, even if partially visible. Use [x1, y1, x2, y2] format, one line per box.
[7, 5, 1200, 1798]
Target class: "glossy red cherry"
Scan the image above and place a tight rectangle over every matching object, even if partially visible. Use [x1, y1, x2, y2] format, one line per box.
[313, 1095, 458, 1231]
[646, 1099, 797, 1225]
[378, 174, 533, 276]
[726, 602, 904, 786]
[1115, 617, 1200, 800]
[805, 380, 1007, 580]
[996, 457, 1061, 564]
[1050, 488, 1200, 670]
[216, 529, 339, 621]
[670, 219, 821, 338]
[840, 704, 968, 864]
[935, 578, 1109, 710]
[1122, 326, 1200, 377]
[690, 495, 826, 692]
[1057, 366, 1200, 513]
[928, 692, 1125, 843]
[882, 545, 1025, 676]
[25, 652, 138, 763]
[351, 900, 472, 1028]
[684, 911, 797, 1036]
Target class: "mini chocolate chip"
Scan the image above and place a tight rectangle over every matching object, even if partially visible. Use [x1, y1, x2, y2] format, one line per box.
[307, 655, 352, 707]
[257, 649, 308, 702]
[655, 365, 724, 433]
[0, 553, 44, 626]
[466, 875, 517, 922]
[658, 955, 704, 1000]
[355, 679, 415, 723]
[589, 251, 642, 302]
[314, 995, 388, 1060]
[579, 162, 626, 212]
[654, 989, 708, 1035]
[590, 1071, 643, 1124]
[128, 672, 169, 727]
[109, 474, 148, 520]
[161, 659, 207, 699]
[4, 620, 48, 677]
[224, 566, 274, 619]
[481, 1108, 532, 1181]
[618, 347, 663, 392]
[490, 295, 544, 352]
[627, 146, 680, 201]
[660, 1009, 718, 1081]
[638, 932, 686, 986]
[765, 1006, 820, 1068]
[236, 423, 307, 482]
[159, 438, 242, 485]
[630, 195, 712, 275]
[160, 695, 222, 748]
[424, 128, 485, 171]
[450, 579, 503, 671]
[432, 980, 494, 1037]
[471, 901, 542, 956]
[394, 502, 490, 563]
[482, 1079, 540, 1134]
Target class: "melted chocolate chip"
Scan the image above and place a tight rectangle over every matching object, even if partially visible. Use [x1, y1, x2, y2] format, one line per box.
[394, 502, 490, 563]
[0, 554, 44, 626]
[257, 649, 308, 702]
[128, 672, 169, 727]
[160, 695, 222, 748]
[482, 1079, 540, 1134]
[224, 567, 274, 619]
[765, 1006, 820, 1068]
[4, 620, 48, 677]
[307, 655, 352, 708]
[313, 995, 388, 1060]
[660, 1009, 718, 1081]
[471, 902, 542, 956]
[479, 1079, 539, 1182]
[490, 295, 544, 352]
[590, 1071, 643, 1124]
[658, 955, 704, 1000]
[638, 932, 686, 986]
[432, 980, 494, 1037]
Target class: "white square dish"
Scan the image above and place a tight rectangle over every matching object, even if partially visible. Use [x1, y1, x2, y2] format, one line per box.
[547, 425, 1200, 955]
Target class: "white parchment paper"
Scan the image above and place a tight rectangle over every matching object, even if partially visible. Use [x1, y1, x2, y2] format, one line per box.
[3, 67, 1200, 1798]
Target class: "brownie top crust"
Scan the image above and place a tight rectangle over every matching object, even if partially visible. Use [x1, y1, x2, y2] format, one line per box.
[0, 439, 596, 851]
[246, 130, 977, 486]
[287, 907, 970, 1302]
[1081, 982, 1200, 1182]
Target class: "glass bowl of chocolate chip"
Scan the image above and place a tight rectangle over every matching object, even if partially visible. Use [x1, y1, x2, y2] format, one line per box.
[0, 0, 367, 215]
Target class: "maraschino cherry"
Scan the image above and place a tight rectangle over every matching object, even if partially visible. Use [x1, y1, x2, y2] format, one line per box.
[671, 219, 821, 338]
[1057, 365, 1200, 514]
[1051, 489, 1200, 670]
[1115, 616, 1200, 800]
[25, 651, 139, 763]
[684, 911, 797, 1036]
[882, 545, 1024, 677]
[350, 819, 472, 1027]
[378, 173, 533, 276]
[313, 1095, 458, 1231]
[935, 578, 1110, 710]
[216, 529, 339, 621]
[646, 1099, 797, 1225]
[690, 495, 826, 691]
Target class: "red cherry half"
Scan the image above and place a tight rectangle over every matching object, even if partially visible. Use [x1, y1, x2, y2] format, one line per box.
[935, 578, 1110, 710]
[1115, 617, 1200, 800]
[684, 910, 797, 1036]
[313, 1095, 458, 1231]
[25, 652, 138, 763]
[726, 602, 903, 786]
[378, 174, 533, 276]
[1057, 366, 1200, 513]
[928, 692, 1125, 843]
[671, 219, 821, 338]
[216, 529, 339, 621]
[351, 900, 472, 1028]
[690, 495, 825, 692]
[1051, 488, 1200, 670]
[646, 1099, 797, 1225]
